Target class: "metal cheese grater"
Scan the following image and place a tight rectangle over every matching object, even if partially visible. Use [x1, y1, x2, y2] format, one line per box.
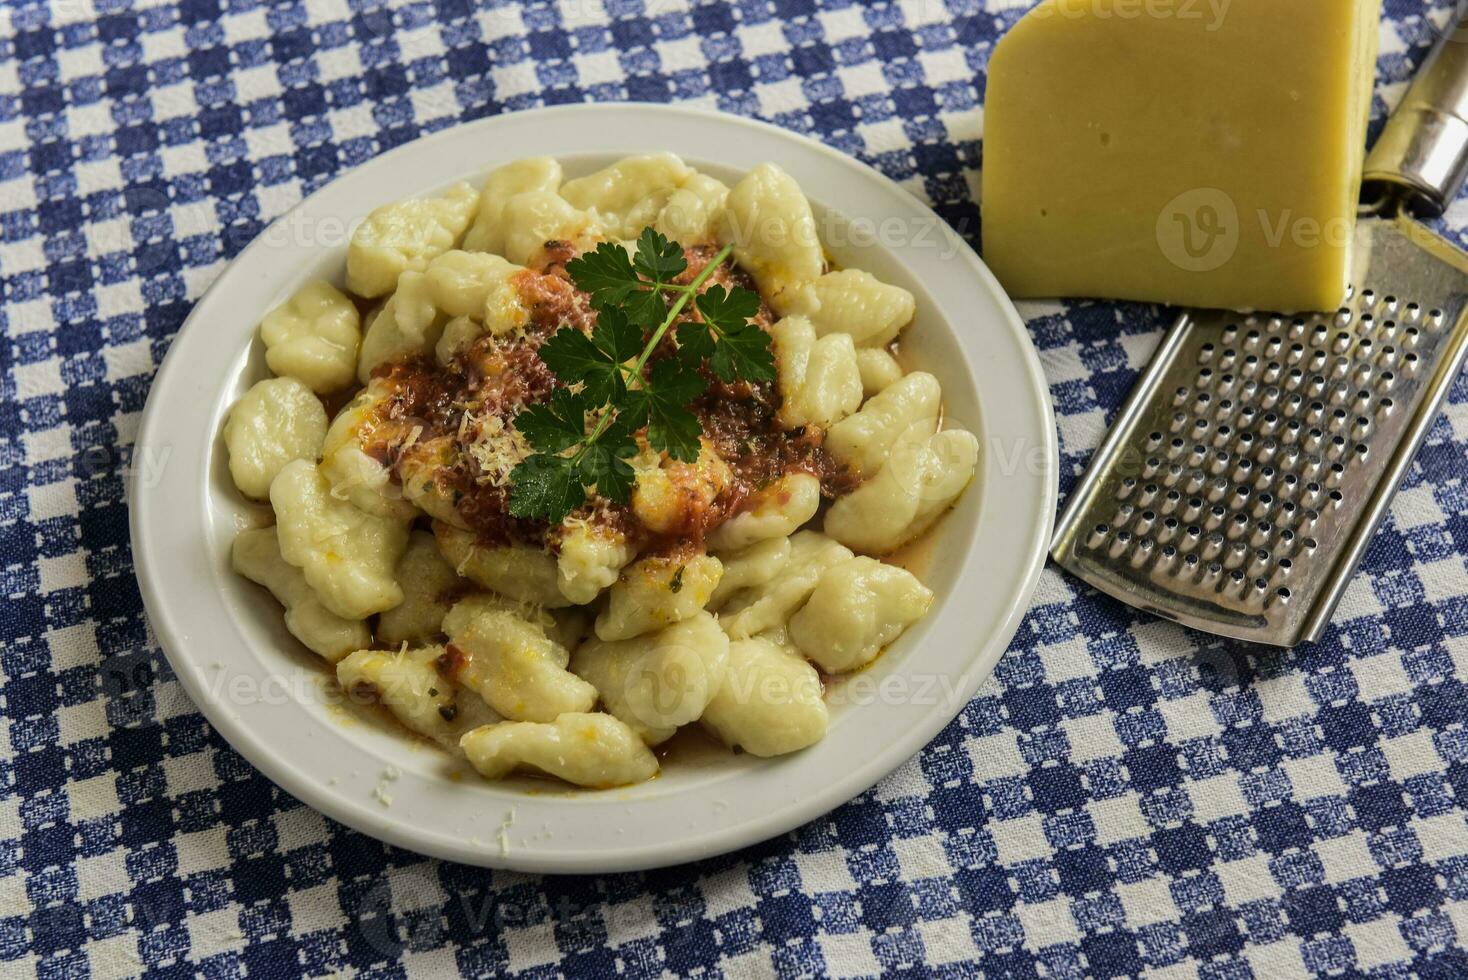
[1050, 17, 1468, 647]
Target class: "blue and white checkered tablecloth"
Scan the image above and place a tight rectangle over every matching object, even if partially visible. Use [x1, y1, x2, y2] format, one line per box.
[5, 0, 1468, 976]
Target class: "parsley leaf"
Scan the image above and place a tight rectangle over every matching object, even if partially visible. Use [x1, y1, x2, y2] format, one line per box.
[513, 231, 760, 523]
[695, 283, 761, 332]
[632, 228, 688, 283]
[623, 287, 669, 331]
[631, 359, 705, 462]
[512, 388, 587, 454]
[709, 320, 776, 384]
[537, 329, 623, 403]
[508, 453, 585, 520]
[674, 319, 715, 366]
[590, 306, 645, 362]
[696, 285, 776, 383]
[565, 242, 643, 308]
[576, 428, 638, 505]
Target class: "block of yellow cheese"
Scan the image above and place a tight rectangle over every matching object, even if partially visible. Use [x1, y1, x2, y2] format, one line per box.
[981, 0, 1380, 313]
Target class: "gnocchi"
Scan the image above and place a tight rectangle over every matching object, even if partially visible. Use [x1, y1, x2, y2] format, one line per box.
[434, 522, 571, 607]
[269, 459, 410, 620]
[719, 162, 824, 303]
[441, 596, 597, 722]
[224, 377, 328, 501]
[594, 552, 723, 641]
[560, 152, 694, 240]
[346, 182, 478, 297]
[774, 269, 916, 347]
[460, 713, 659, 788]
[425, 251, 529, 361]
[336, 645, 456, 743]
[376, 531, 464, 647]
[718, 531, 854, 640]
[771, 315, 863, 429]
[707, 537, 792, 611]
[318, 380, 417, 520]
[706, 473, 820, 553]
[855, 347, 904, 398]
[555, 522, 635, 605]
[789, 557, 934, 673]
[824, 429, 980, 555]
[826, 371, 942, 481]
[228, 154, 980, 790]
[655, 173, 730, 243]
[500, 190, 600, 266]
[231, 527, 371, 662]
[357, 270, 445, 382]
[461, 156, 563, 255]
[259, 281, 362, 394]
[572, 612, 730, 743]
[701, 638, 827, 757]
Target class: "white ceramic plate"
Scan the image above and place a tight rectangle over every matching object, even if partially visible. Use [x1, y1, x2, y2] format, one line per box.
[131, 104, 1057, 873]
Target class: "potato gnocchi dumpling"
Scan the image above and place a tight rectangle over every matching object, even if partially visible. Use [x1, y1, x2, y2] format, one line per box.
[227, 154, 979, 789]
[224, 377, 328, 501]
[501, 190, 600, 266]
[701, 637, 827, 757]
[719, 162, 824, 303]
[462, 156, 563, 255]
[789, 557, 934, 673]
[231, 527, 371, 662]
[434, 523, 571, 607]
[573, 612, 730, 742]
[826, 371, 942, 481]
[708, 537, 792, 611]
[560, 152, 694, 239]
[336, 645, 457, 743]
[655, 173, 730, 243]
[772, 315, 863, 429]
[825, 429, 980, 555]
[631, 440, 734, 537]
[270, 459, 410, 620]
[856, 347, 904, 398]
[357, 270, 446, 382]
[706, 473, 821, 553]
[319, 380, 418, 520]
[555, 522, 635, 605]
[594, 552, 723, 641]
[346, 182, 478, 298]
[460, 713, 659, 788]
[774, 269, 917, 347]
[718, 531, 854, 640]
[425, 252, 529, 363]
[441, 597, 597, 722]
[259, 281, 362, 394]
[376, 531, 464, 647]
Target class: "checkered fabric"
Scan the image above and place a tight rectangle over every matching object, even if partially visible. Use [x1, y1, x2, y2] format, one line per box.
[4, 0, 1468, 976]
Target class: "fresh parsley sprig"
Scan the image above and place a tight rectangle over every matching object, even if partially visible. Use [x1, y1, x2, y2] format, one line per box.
[507, 228, 776, 524]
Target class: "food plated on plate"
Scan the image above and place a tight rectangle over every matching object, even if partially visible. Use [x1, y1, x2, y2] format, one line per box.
[223, 152, 979, 789]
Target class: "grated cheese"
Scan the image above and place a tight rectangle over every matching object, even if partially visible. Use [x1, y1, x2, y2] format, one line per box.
[464, 413, 530, 488]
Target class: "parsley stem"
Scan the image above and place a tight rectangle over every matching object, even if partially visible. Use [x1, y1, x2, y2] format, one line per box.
[577, 242, 735, 455]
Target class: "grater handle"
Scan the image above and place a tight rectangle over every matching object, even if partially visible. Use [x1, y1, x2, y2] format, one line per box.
[1363, 13, 1468, 218]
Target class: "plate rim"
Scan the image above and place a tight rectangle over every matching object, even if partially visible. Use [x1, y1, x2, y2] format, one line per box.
[130, 102, 1058, 872]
